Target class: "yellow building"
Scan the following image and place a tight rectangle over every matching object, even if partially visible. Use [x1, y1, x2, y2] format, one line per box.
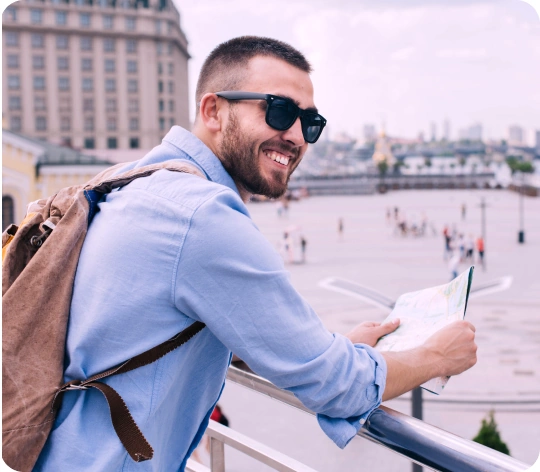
[2, 128, 113, 230]
[372, 129, 396, 167]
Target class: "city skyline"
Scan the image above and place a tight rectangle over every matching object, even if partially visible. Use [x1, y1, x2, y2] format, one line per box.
[173, 0, 540, 144]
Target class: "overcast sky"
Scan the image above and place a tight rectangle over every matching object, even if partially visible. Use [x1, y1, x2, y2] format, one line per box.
[172, 0, 540, 144]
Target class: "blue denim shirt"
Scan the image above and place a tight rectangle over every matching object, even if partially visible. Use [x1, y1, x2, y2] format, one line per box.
[35, 127, 387, 471]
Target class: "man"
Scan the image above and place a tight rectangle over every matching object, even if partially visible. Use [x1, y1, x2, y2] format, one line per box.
[35, 36, 476, 471]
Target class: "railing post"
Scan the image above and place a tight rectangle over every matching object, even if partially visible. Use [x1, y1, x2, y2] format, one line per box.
[209, 437, 225, 472]
[412, 387, 423, 472]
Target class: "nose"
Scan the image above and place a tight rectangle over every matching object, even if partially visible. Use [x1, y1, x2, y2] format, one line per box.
[281, 117, 305, 147]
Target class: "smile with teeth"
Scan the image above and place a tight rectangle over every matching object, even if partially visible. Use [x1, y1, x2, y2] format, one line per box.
[263, 150, 290, 166]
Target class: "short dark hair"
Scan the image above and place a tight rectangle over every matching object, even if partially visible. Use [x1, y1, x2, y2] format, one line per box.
[195, 36, 312, 109]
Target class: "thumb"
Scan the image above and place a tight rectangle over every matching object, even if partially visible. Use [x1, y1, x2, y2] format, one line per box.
[380, 318, 400, 335]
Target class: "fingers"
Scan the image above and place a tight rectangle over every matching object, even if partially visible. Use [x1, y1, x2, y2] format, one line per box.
[381, 318, 400, 334]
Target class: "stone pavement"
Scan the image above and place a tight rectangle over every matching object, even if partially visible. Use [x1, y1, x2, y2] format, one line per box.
[212, 190, 540, 471]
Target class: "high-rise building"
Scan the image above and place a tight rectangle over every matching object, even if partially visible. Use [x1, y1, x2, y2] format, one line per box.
[508, 125, 524, 145]
[535, 130, 540, 152]
[363, 124, 376, 143]
[430, 121, 437, 142]
[458, 123, 482, 142]
[443, 118, 450, 141]
[2, 0, 190, 151]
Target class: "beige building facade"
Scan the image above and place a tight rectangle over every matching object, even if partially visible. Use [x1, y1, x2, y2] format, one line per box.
[2, 128, 114, 230]
[2, 0, 190, 151]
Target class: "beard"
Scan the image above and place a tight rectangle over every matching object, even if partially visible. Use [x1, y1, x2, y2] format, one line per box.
[218, 110, 299, 199]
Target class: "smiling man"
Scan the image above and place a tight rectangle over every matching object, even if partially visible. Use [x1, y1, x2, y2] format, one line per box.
[34, 37, 476, 471]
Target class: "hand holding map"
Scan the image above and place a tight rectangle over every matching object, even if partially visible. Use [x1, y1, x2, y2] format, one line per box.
[375, 267, 474, 394]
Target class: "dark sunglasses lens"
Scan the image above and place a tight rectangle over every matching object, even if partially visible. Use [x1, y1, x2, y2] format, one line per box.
[267, 98, 297, 130]
[302, 114, 324, 143]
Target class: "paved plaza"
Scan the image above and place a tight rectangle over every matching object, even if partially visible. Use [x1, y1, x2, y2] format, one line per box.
[213, 189, 540, 471]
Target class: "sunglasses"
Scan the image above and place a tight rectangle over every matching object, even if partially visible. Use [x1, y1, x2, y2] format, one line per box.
[215, 91, 327, 144]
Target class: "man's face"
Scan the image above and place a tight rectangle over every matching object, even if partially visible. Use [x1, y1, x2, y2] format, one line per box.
[217, 56, 315, 199]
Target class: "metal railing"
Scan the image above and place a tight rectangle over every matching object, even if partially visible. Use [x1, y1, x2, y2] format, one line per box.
[185, 419, 317, 472]
[224, 363, 531, 472]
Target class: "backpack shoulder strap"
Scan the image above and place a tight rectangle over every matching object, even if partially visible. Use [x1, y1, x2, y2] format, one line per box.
[87, 160, 206, 194]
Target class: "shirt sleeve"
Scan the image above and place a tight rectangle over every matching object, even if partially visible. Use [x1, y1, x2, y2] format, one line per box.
[173, 189, 387, 448]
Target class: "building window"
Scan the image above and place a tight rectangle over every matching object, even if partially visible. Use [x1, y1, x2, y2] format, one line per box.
[127, 79, 138, 93]
[106, 117, 117, 131]
[6, 32, 19, 48]
[84, 117, 94, 132]
[31, 34, 44, 48]
[7, 55, 19, 68]
[57, 57, 69, 70]
[107, 137, 117, 149]
[126, 39, 137, 54]
[80, 13, 91, 27]
[36, 116, 47, 131]
[129, 137, 139, 149]
[33, 56, 45, 69]
[106, 99, 117, 112]
[8, 96, 21, 111]
[83, 98, 94, 112]
[167, 21, 173, 34]
[61, 137, 72, 147]
[10, 116, 21, 132]
[58, 77, 70, 91]
[155, 20, 162, 34]
[105, 78, 116, 92]
[56, 35, 69, 50]
[8, 76, 20, 90]
[168, 63, 174, 75]
[159, 117, 165, 131]
[128, 99, 138, 113]
[169, 100, 174, 112]
[30, 9, 43, 24]
[3, 7, 17, 22]
[158, 62, 163, 75]
[168, 81, 174, 94]
[129, 118, 139, 131]
[127, 60, 137, 73]
[81, 37, 93, 51]
[103, 14, 113, 29]
[125, 17, 136, 31]
[56, 11, 67, 26]
[59, 96, 70, 112]
[159, 100, 164, 112]
[169, 118, 174, 128]
[2, 196, 15, 232]
[33, 76, 45, 90]
[168, 42, 173, 55]
[60, 116, 71, 131]
[158, 81, 163, 93]
[156, 42, 163, 56]
[84, 138, 95, 149]
[81, 58, 92, 71]
[103, 38, 115, 53]
[35, 96, 46, 111]
[82, 78, 93, 91]
[104, 59, 115, 73]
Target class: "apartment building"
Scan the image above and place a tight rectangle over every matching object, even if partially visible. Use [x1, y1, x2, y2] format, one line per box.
[2, 0, 190, 151]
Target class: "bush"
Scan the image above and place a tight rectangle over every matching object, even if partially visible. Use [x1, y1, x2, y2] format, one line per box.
[473, 410, 510, 455]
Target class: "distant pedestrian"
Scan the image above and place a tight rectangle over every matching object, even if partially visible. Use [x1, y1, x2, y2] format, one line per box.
[461, 203, 467, 221]
[300, 236, 307, 263]
[283, 231, 294, 263]
[386, 207, 392, 224]
[458, 233, 465, 261]
[394, 206, 399, 220]
[443, 225, 451, 260]
[338, 218, 344, 239]
[465, 234, 474, 262]
[476, 236, 485, 267]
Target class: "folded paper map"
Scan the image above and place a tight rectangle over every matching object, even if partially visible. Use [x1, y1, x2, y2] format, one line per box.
[375, 267, 474, 394]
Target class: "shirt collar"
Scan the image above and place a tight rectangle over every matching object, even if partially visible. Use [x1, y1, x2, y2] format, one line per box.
[163, 126, 240, 196]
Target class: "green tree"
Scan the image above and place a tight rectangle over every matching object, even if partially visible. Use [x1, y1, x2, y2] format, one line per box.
[473, 410, 510, 455]
[377, 160, 388, 176]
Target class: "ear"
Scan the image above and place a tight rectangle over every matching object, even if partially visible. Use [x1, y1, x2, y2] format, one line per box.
[198, 93, 223, 133]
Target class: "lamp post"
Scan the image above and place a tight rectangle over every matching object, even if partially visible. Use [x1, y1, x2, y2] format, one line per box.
[517, 171, 525, 244]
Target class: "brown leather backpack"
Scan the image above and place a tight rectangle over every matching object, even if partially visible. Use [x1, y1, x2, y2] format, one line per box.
[2, 161, 206, 471]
